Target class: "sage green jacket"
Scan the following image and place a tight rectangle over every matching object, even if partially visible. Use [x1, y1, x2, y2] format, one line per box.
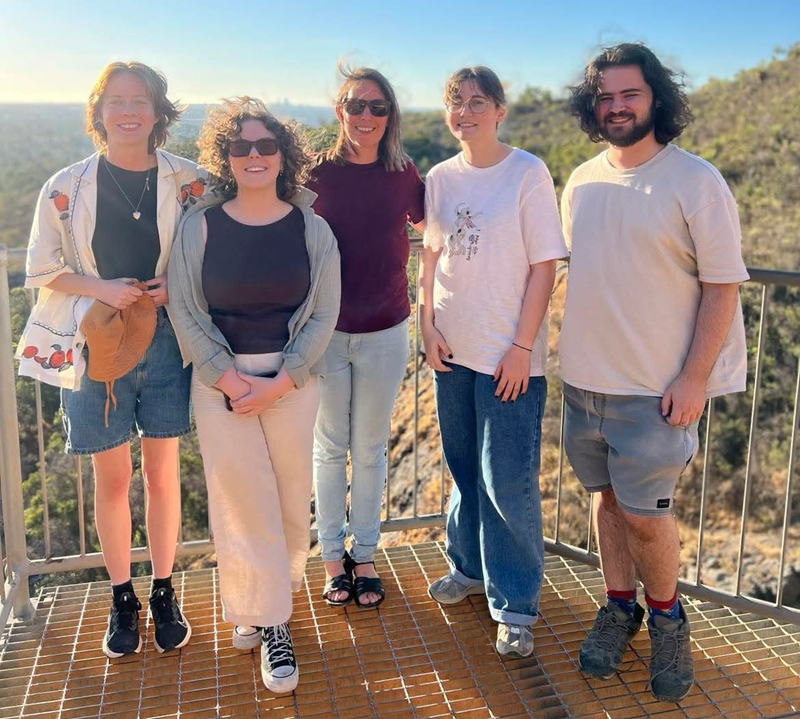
[166, 187, 341, 388]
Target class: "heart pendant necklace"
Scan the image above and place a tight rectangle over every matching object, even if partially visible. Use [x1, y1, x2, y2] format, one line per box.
[103, 157, 152, 220]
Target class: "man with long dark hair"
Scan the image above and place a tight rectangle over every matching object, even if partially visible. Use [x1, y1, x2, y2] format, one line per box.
[559, 43, 749, 703]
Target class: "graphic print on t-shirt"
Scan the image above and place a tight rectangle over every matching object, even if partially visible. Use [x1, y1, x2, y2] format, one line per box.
[445, 203, 482, 261]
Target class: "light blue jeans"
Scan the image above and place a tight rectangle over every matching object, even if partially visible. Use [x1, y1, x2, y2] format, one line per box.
[313, 320, 409, 563]
[434, 364, 546, 626]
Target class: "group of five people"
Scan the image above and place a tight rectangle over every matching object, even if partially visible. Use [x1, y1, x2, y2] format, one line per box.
[17, 42, 747, 704]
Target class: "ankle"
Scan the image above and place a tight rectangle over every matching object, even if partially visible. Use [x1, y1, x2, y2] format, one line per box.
[607, 588, 637, 615]
[151, 575, 173, 594]
[645, 592, 680, 622]
[112, 579, 135, 601]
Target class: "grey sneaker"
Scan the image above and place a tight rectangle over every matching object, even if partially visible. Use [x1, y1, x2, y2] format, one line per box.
[428, 574, 484, 605]
[648, 603, 694, 703]
[496, 623, 534, 658]
[261, 623, 299, 693]
[232, 625, 261, 650]
[579, 602, 645, 679]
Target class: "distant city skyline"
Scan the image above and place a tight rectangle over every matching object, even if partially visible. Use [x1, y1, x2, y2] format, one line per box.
[1, 0, 798, 108]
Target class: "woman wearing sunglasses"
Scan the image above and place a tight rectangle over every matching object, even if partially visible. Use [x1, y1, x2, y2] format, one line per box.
[168, 97, 340, 693]
[420, 67, 567, 659]
[308, 66, 425, 610]
[18, 61, 204, 659]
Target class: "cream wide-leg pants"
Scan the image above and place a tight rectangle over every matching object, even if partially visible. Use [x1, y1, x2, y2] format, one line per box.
[192, 351, 320, 628]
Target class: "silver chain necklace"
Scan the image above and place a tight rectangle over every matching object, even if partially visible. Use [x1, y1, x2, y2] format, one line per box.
[103, 158, 152, 220]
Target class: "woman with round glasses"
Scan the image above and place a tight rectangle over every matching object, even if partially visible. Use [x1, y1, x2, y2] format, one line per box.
[420, 67, 567, 659]
[309, 66, 425, 610]
[168, 97, 340, 692]
[18, 61, 204, 659]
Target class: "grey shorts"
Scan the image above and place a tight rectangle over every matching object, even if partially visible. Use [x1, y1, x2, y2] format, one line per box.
[562, 383, 699, 516]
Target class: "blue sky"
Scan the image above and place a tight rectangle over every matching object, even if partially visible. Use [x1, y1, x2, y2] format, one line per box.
[1, 0, 798, 108]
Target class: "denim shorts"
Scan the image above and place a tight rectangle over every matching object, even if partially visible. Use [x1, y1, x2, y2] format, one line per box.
[62, 309, 191, 455]
[563, 382, 699, 516]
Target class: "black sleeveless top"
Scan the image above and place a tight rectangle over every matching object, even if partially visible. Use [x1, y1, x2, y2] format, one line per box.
[92, 156, 160, 281]
[202, 204, 311, 354]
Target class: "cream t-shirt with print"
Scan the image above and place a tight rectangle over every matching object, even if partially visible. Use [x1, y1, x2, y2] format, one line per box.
[559, 143, 749, 398]
[424, 149, 568, 377]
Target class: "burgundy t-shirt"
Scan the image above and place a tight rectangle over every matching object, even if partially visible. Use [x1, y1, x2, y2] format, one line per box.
[308, 157, 425, 334]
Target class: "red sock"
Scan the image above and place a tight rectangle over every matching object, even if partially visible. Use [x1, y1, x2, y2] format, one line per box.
[607, 588, 636, 602]
[645, 591, 678, 611]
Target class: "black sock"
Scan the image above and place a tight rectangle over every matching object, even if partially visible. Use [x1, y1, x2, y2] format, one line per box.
[151, 575, 173, 594]
[112, 579, 135, 601]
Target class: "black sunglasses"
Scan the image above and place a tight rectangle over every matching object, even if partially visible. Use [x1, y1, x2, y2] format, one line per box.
[341, 98, 391, 117]
[228, 138, 279, 157]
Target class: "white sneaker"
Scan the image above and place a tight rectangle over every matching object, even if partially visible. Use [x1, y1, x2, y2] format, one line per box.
[428, 573, 485, 605]
[232, 625, 261, 650]
[261, 624, 299, 693]
[496, 623, 534, 658]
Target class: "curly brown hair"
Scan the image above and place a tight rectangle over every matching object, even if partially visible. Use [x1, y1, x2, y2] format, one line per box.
[198, 97, 310, 201]
[86, 61, 181, 153]
[569, 43, 693, 145]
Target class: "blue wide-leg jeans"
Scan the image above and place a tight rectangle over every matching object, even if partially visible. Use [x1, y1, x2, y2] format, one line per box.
[434, 363, 546, 625]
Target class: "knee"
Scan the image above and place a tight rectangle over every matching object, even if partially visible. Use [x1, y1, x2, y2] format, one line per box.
[95, 470, 131, 501]
[142, 466, 178, 497]
[351, 441, 386, 470]
[621, 511, 661, 541]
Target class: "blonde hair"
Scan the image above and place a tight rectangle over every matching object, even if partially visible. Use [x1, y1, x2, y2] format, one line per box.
[86, 61, 181, 153]
[198, 96, 311, 201]
[324, 64, 407, 172]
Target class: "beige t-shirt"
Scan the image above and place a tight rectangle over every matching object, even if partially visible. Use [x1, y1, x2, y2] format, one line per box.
[559, 144, 749, 398]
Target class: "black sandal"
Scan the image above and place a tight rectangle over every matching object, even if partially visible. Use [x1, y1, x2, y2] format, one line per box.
[322, 552, 354, 607]
[352, 560, 385, 609]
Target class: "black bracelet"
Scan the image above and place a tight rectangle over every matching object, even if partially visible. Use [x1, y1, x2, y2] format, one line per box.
[512, 342, 532, 352]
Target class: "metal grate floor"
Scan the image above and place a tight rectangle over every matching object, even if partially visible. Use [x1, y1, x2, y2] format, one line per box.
[1, 542, 799, 719]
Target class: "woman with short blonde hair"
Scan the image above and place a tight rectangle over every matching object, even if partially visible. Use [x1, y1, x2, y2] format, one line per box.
[18, 60, 204, 658]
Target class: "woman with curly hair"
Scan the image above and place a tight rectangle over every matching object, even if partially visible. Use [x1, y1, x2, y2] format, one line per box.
[17, 61, 205, 659]
[167, 97, 340, 693]
[309, 66, 424, 609]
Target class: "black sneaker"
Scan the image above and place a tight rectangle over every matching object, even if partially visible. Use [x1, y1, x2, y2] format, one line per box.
[579, 602, 645, 679]
[149, 586, 191, 653]
[648, 602, 695, 703]
[102, 591, 142, 658]
[261, 623, 299, 693]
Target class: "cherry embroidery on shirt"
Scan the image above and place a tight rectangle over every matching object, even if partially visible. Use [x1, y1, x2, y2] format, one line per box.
[49, 191, 70, 221]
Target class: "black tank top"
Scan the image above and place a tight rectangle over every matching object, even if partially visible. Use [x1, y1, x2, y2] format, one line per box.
[92, 156, 160, 281]
[202, 204, 311, 354]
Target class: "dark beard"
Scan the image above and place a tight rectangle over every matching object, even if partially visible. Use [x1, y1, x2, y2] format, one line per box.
[599, 105, 656, 147]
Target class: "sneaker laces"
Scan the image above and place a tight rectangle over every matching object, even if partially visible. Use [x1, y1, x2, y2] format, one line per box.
[591, 609, 633, 652]
[111, 592, 141, 633]
[647, 624, 683, 689]
[264, 623, 295, 667]
[150, 588, 180, 626]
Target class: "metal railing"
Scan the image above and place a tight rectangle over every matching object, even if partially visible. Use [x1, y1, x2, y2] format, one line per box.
[1, 243, 799, 639]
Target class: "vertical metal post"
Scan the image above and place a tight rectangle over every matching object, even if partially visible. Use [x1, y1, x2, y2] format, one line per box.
[554, 393, 566, 543]
[777, 355, 800, 607]
[412, 261, 420, 519]
[695, 398, 714, 585]
[0, 246, 33, 619]
[28, 289, 51, 559]
[75, 457, 86, 555]
[735, 285, 769, 596]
